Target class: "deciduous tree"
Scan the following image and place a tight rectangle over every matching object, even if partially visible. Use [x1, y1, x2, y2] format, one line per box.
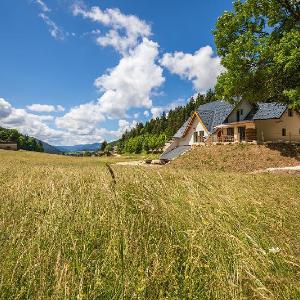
[214, 0, 300, 107]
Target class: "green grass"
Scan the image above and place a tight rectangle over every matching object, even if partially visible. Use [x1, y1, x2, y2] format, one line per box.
[0, 150, 300, 299]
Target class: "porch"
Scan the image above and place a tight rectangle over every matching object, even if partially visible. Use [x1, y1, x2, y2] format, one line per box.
[214, 121, 257, 143]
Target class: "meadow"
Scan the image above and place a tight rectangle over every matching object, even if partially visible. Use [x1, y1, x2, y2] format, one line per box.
[0, 146, 300, 299]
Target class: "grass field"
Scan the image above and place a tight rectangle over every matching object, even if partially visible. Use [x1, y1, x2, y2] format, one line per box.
[0, 147, 300, 299]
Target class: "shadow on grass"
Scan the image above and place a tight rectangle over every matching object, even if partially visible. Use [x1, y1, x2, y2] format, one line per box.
[266, 143, 300, 161]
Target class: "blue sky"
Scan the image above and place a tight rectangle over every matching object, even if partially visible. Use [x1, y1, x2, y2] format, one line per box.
[0, 0, 233, 145]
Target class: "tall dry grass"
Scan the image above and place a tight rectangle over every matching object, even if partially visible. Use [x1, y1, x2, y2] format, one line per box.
[0, 150, 300, 299]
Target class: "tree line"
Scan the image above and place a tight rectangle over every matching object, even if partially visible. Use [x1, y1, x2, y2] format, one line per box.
[114, 91, 217, 154]
[0, 127, 44, 152]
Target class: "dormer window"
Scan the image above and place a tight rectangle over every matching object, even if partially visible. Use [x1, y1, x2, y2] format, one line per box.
[288, 109, 293, 117]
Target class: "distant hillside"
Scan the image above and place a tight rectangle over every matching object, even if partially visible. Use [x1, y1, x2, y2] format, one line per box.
[55, 143, 101, 153]
[39, 141, 61, 154]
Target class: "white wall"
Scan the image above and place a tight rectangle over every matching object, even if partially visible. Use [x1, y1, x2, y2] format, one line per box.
[178, 116, 209, 146]
[255, 110, 300, 142]
[228, 100, 253, 123]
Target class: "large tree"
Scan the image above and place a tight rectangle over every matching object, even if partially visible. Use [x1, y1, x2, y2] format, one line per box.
[214, 0, 300, 108]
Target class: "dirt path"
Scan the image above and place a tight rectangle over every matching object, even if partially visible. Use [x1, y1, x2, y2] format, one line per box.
[114, 160, 144, 166]
[253, 165, 300, 174]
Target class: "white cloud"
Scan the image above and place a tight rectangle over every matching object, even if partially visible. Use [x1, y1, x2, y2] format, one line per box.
[39, 13, 65, 40]
[27, 104, 55, 113]
[56, 105, 65, 112]
[118, 119, 137, 134]
[55, 101, 105, 135]
[151, 98, 187, 118]
[94, 38, 164, 118]
[33, 0, 50, 12]
[37, 115, 54, 122]
[150, 107, 164, 119]
[26, 104, 65, 113]
[143, 110, 149, 117]
[73, 4, 151, 54]
[160, 46, 224, 92]
[0, 98, 13, 118]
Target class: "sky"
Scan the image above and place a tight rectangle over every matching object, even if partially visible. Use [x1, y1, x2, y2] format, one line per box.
[0, 0, 233, 146]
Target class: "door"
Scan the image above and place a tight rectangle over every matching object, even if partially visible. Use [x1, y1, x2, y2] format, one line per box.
[238, 127, 246, 141]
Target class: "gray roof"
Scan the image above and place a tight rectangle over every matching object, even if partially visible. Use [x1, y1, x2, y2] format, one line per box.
[197, 100, 233, 132]
[160, 145, 191, 161]
[251, 103, 287, 120]
[173, 118, 191, 138]
[173, 100, 233, 138]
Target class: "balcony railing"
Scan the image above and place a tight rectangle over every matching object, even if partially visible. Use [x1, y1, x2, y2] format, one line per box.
[218, 135, 235, 142]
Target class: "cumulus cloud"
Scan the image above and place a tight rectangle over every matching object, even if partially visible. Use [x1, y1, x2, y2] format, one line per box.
[55, 101, 106, 135]
[160, 46, 224, 92]
[118, 119, 137, 134]
[26, 104, 65, 113]
[73, 4, 151, 54]
[143, 110, 149, 117]
[94, 38, 164, 118]
[0, 98, 13, 118]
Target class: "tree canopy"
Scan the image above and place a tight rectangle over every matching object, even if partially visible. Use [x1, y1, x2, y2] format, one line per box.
[214, 0, 300, 108]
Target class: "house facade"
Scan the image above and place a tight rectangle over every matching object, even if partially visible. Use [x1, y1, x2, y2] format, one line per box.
[160, 100, 300, 161]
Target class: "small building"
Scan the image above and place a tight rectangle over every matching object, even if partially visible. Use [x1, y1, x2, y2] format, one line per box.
[160, 100, 300, 161]
[0, 141, 18, 151]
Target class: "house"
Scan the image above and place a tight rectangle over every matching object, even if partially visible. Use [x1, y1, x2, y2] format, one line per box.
[160, 100, 300, 161]
[0, 141, 18, 151]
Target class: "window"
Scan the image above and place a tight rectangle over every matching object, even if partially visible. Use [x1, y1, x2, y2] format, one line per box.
[199, 131, 204, 141]
[282, 128, 286, 136]
[288, 109, 293, 117]
[227, 128, 234, 136]
[240, 109, 244, 115]
[193, 132, 198, 143]
[193, 131, 205, 143]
